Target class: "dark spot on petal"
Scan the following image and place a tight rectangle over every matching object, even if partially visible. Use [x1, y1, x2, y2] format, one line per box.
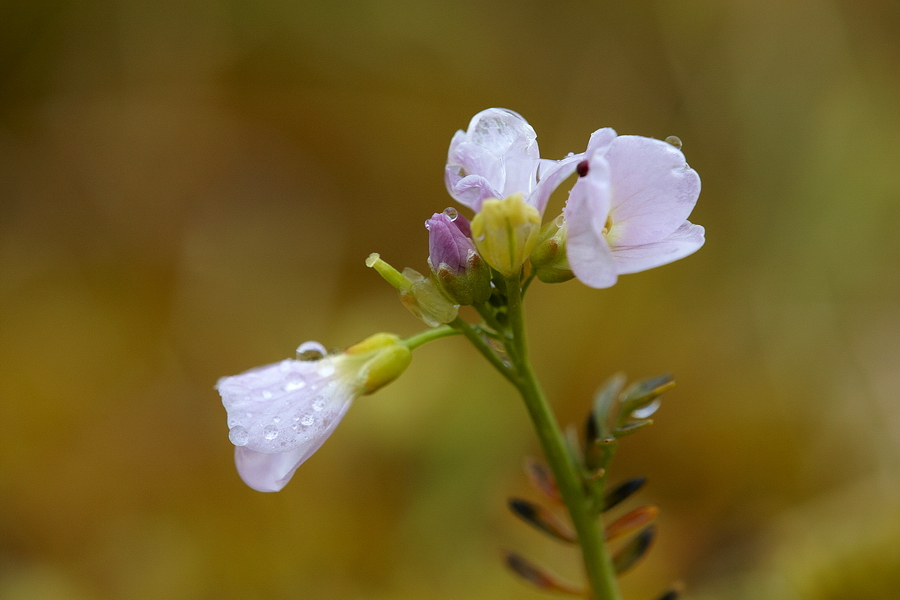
[576, 160, 590, 177]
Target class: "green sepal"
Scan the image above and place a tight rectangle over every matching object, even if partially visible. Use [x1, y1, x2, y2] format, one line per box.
[588, 374, 627, 443]
[616, 375, 674, 427]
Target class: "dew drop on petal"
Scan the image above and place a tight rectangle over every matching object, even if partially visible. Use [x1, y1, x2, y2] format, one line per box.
[284, 380, 306, 392]
[443, 207, 458, 221]
[297, 341, 327, 361]
[229, 426, 250, 446]
[272, 416, 281, 424]
[312, 398, 325, 412]
[301, 414, 315, 427]
[665, 136, 682, 149]
[264, 425, 279, 440]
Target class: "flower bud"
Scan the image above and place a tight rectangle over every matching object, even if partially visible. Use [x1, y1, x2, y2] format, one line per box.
[470, 193, 541, 277]
[345, 333, 412, 394]
[530, 214, 575, 283]
[366, 253, 458, 327]
[426, 210, 491, 305]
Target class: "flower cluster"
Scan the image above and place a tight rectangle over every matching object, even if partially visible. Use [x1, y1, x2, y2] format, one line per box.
[217, 108, 704, 493]
[445, 108, 704, 288]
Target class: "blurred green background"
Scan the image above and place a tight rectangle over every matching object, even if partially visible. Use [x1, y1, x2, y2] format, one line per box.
[2, 0, 899, 598]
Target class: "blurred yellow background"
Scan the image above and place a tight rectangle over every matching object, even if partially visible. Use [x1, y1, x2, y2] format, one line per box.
[2, 0, 899, 598]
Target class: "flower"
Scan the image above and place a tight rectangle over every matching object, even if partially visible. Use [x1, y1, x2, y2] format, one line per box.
[444, 109, 704, 288]
[563, 129, 704, 288]
[217, 335, 411, 492]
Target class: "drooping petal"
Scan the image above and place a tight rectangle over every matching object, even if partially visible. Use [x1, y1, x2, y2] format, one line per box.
[611, 222, 705, 274]
[564, 154, 618, 288]
[218, 348, 359, 491]
[218, 353, 356, 455]
[445, 108, 540, 211]
[604, 136, 701, 247]
[233, 394, 353, 492]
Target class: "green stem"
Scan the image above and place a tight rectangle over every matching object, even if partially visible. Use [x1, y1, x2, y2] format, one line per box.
[449, 318, 518, 386]
[502, 273, 621, 600]
[402, 325, 459, 351]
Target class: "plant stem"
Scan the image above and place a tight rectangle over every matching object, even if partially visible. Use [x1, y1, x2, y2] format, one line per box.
[503, 273, 622, 600]
[402, 325, 460, 351]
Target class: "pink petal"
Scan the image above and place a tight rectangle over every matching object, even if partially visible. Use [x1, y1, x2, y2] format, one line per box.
[233, 395, 353, 492]
[530, 155, 581, 215]
[564, 154, 619, 289]
[445, 109, 540, 210]
[585, 127, 618, 156]
[605, 136, 701, 246]
[611, 222, 705, 274]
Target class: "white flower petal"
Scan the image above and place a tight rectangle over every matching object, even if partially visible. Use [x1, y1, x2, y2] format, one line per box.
[233, 394, 354, 492]
[605, 136, 701, 247]
[445, 108, 540, 210]
[564, 154, 619, 288]
[611, 222, 705, 274]
[530, 155, 581, 215]
[218, 354, 356, 455]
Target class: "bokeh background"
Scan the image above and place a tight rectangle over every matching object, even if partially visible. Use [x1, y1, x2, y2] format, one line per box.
[2, 0, 899, 598]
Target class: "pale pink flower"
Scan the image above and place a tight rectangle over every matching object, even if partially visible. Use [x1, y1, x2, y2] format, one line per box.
[218, 336, 411, 492]
[445, 109, 704, 288]
[217, 342, 357, 492]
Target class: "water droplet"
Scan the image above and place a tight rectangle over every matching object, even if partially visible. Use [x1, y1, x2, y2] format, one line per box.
[272, 416, 281, 424]
[632, 399, 661, 419]
[443, 207, 458, 221]
[297, 341, 327, 361]
[227, 417, 239, 428]
[312, 398, 325, 412]
[229, 426, 249, 446]
[262, 391, 272, 399]
[665, 136, 682, 149]
[264, 425, 279, 440]
[284, 380, 306, 392]
[291, 424, 299, 431]
[300, 415, 315, 427]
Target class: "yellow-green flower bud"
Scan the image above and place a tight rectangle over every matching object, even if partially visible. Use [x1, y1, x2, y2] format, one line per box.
[471, 193, 541, 277]
[530, 214, 575, 283]
[345, 333, 413, 394]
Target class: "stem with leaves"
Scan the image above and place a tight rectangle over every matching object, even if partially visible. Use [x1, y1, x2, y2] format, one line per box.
[456, 272, 622, 600]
